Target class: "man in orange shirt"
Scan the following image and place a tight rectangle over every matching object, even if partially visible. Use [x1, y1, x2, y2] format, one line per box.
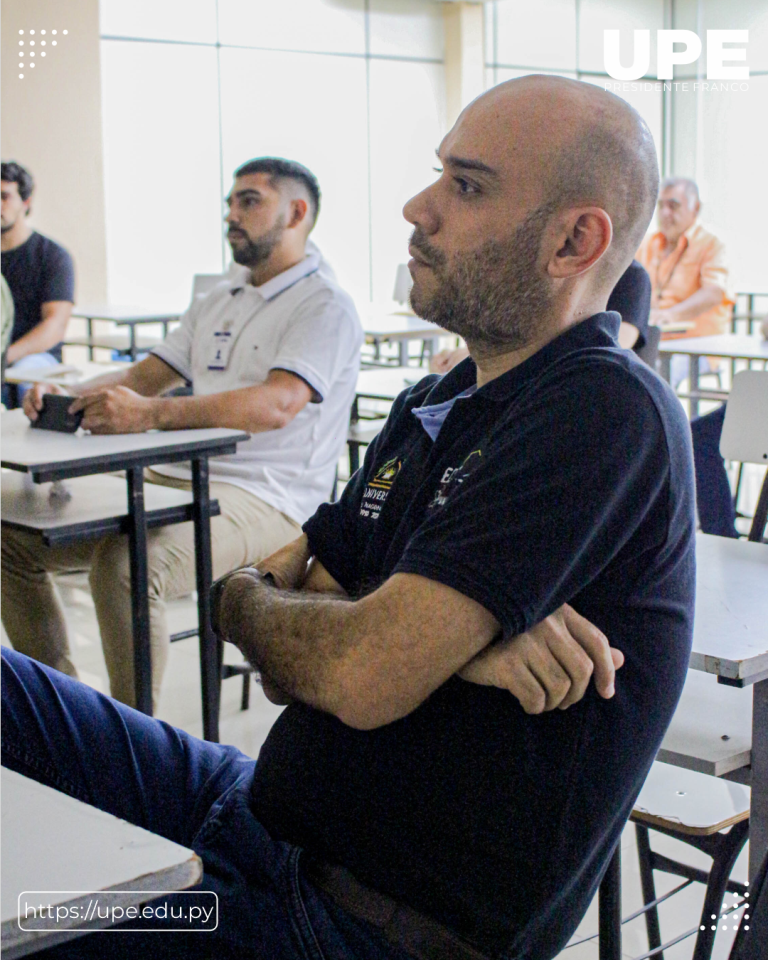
[637, 177, 733, 386]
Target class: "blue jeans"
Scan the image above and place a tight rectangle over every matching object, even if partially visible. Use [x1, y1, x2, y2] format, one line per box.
[1, 351, 59, 408]
[690, 404, 738, 538]
[1, 649, 413, 960]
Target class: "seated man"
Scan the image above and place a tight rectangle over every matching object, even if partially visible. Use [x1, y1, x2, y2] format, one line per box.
[636, 176, 733, 387]
[430, 258, 651, 372]
[1, 157, 363, 709]
[2, 77, 695, 960]
[0, 160, 75, 406]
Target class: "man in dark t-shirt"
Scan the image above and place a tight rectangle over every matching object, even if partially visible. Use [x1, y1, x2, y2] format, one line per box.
[1, 77, 695, 960]
[1, 161, 75, 405]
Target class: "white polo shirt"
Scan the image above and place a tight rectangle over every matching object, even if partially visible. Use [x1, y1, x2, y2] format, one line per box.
[151, 251, 363, 525]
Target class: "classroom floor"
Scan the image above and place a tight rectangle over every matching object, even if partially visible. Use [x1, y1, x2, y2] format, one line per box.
[1, 569, 751, 960]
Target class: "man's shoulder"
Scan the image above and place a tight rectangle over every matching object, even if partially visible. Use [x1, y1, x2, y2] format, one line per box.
[686, 222, 725, 253]
[31, 231, 73, 261]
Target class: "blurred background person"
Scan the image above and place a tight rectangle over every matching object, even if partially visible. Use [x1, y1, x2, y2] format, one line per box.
[1, 160, 75, 407]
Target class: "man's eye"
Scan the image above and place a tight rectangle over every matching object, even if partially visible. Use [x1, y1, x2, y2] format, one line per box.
[455, 177, 477, 195]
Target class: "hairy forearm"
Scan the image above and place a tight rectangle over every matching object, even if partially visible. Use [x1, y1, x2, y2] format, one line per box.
[72, 355, 182, 398]
[220, 577, 358, 717]
[148, 387, 298, 433]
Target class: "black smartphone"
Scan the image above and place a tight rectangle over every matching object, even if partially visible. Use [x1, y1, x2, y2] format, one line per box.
[31, 394, 84, 433]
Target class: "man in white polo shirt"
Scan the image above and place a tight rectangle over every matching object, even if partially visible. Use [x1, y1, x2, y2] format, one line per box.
[2, 157, 363, 709]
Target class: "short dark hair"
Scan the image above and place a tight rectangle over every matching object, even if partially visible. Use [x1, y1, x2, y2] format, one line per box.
[234, 157, 321, 226]
[1, 161, 35, 203]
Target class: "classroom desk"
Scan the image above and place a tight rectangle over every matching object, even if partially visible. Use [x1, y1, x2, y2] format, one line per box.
[362, 313, 448, 366]
[658, 333, 768, 416]
[1, 410, 248, 741]
[690, 533, 768, 880]
[70, 305, 184, 361]
[1, 767, 202, 959]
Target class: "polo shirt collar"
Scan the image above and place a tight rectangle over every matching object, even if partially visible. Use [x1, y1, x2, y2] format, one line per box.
[423, 311, 622, 405]
[227, 251, 321, 301]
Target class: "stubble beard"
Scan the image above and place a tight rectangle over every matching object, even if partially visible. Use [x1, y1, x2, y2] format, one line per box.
[229, 215, 286, 268]
[408, 205, 557, 351]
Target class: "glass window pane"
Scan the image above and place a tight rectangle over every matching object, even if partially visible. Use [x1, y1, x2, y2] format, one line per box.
[578, 0, 665, 76]
[217, 0, 365, 55]
[99, 0, 217, 44]
[100, 41, 224, 309]
[218, 48, 370, 304]
[368, 0, 445, 61]
[368, 59, 447, 303]
[492, 0, 576, 71]
[700, 0, 768, 72]
[580, 74, 662, 169]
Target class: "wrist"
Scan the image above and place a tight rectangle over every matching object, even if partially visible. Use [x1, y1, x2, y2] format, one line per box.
[210, 567, 276, 641]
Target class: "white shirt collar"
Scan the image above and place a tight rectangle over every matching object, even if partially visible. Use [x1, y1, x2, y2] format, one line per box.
[228, 252, 321, 301]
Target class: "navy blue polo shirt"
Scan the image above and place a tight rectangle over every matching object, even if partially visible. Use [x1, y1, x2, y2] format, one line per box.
[250, 312, 696, 959]
[1, 231, 75, 362]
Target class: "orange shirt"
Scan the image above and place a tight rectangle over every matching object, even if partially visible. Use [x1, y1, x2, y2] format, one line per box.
[636, 222, 733, 339]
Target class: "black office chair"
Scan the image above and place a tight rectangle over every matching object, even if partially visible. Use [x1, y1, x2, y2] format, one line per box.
[634, 326, 661, 370]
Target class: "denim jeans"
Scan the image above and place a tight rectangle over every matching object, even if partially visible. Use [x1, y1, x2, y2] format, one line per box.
[1, 648, 413, 960]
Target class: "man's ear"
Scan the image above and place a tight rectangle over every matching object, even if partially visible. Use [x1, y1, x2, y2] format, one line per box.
[287, 197, 309, 230]
[23, 199, 32, 218]
[547, 208, 612, 279]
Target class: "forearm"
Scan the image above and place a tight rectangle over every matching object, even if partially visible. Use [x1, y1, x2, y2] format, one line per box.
[662, 284, 723, 324]
[71, 355, 182, 398]
[220, 577, 358, 718]
[148, 387, 297, 433]
[6, 317, 67, 362]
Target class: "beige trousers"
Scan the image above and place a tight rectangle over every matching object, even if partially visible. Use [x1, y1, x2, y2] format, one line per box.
[1, 470, 301, 709]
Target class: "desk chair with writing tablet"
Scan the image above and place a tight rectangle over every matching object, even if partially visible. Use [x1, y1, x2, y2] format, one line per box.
[720, 370, 768, 542]
[595, 762, 752, 960]
[1, 473, 221, 717]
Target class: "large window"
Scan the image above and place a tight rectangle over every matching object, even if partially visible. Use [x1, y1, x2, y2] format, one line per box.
[99, 0, 446, 310]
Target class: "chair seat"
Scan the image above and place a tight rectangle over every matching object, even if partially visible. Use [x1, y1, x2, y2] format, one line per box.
[632, 761, 751, 836]
[1, 473, 220, 545]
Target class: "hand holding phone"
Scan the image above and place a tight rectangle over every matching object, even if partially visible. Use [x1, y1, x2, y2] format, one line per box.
[31, 393, 84, 433]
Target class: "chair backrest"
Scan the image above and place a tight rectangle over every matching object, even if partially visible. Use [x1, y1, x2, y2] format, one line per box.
[634, 325, 661, 369]
[191, 274, 226, 299]
[720, 370, 768, 541]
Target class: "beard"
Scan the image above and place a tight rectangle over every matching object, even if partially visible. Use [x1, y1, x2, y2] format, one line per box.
[228, 215, 286, 267]
[408, 204, 556, 351]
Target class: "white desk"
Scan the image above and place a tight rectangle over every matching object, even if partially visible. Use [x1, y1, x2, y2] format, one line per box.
[69, 304, 185, 360]
[688, 534, 768, 880]
[362, 313, 448, 366]
[1, 410, 248, 740]
[1, 768, 201, 958]
[658, 333, 768, 415]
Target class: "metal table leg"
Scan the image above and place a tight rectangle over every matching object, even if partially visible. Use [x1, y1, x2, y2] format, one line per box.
[750, 678, 768, 882]
[87, 318, 94, 361]
[126, 467, 153, 715]
[129, 325, 137, 362]
[398, 340, 408, 367]
[599, 844, 622, 960]
[689, 353, 700, 418]
[660, 353, 672, 383]
[191, 457, 220, 743]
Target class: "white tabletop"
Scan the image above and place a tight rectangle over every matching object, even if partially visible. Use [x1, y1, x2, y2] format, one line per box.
[1, 768, 201, 957]
[72, 303, 184, 324]
[658, 333, 768, 361]
[691, 533, 768, 681]
[1, 410, 248, 478]
[362, 313, 447, 340]
[356, 366, 427, 400]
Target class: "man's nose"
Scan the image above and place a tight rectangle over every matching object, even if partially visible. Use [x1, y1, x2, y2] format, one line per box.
[403, 185, 439, 235]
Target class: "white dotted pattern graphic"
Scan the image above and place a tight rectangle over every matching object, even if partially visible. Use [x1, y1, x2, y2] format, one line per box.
[16, 28, 67, 78]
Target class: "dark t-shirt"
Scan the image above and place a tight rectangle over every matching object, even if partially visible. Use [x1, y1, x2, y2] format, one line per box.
[1, 231, 75, 362]
[608, 258, 651, 350]
[250, 313, 696, 959]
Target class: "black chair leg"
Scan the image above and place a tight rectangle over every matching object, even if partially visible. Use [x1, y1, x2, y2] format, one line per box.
[599, 844, 622, 960]
[692, 820, 750, 960]
[241, 672, 250, 711]
[636, 823, 664, 960]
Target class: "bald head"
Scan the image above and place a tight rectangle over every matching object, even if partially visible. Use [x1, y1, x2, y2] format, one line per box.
[459, 75, 659, 285]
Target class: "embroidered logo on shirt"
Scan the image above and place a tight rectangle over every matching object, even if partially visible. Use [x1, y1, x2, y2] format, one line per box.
[429, 449, 483, 510]
[360, 458, 402, 520]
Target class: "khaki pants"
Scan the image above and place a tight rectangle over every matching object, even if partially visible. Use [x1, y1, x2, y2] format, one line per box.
[1, 470, 301, 709]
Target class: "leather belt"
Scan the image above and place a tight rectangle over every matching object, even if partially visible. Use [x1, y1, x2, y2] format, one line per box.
[301, 856, 491, 960]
